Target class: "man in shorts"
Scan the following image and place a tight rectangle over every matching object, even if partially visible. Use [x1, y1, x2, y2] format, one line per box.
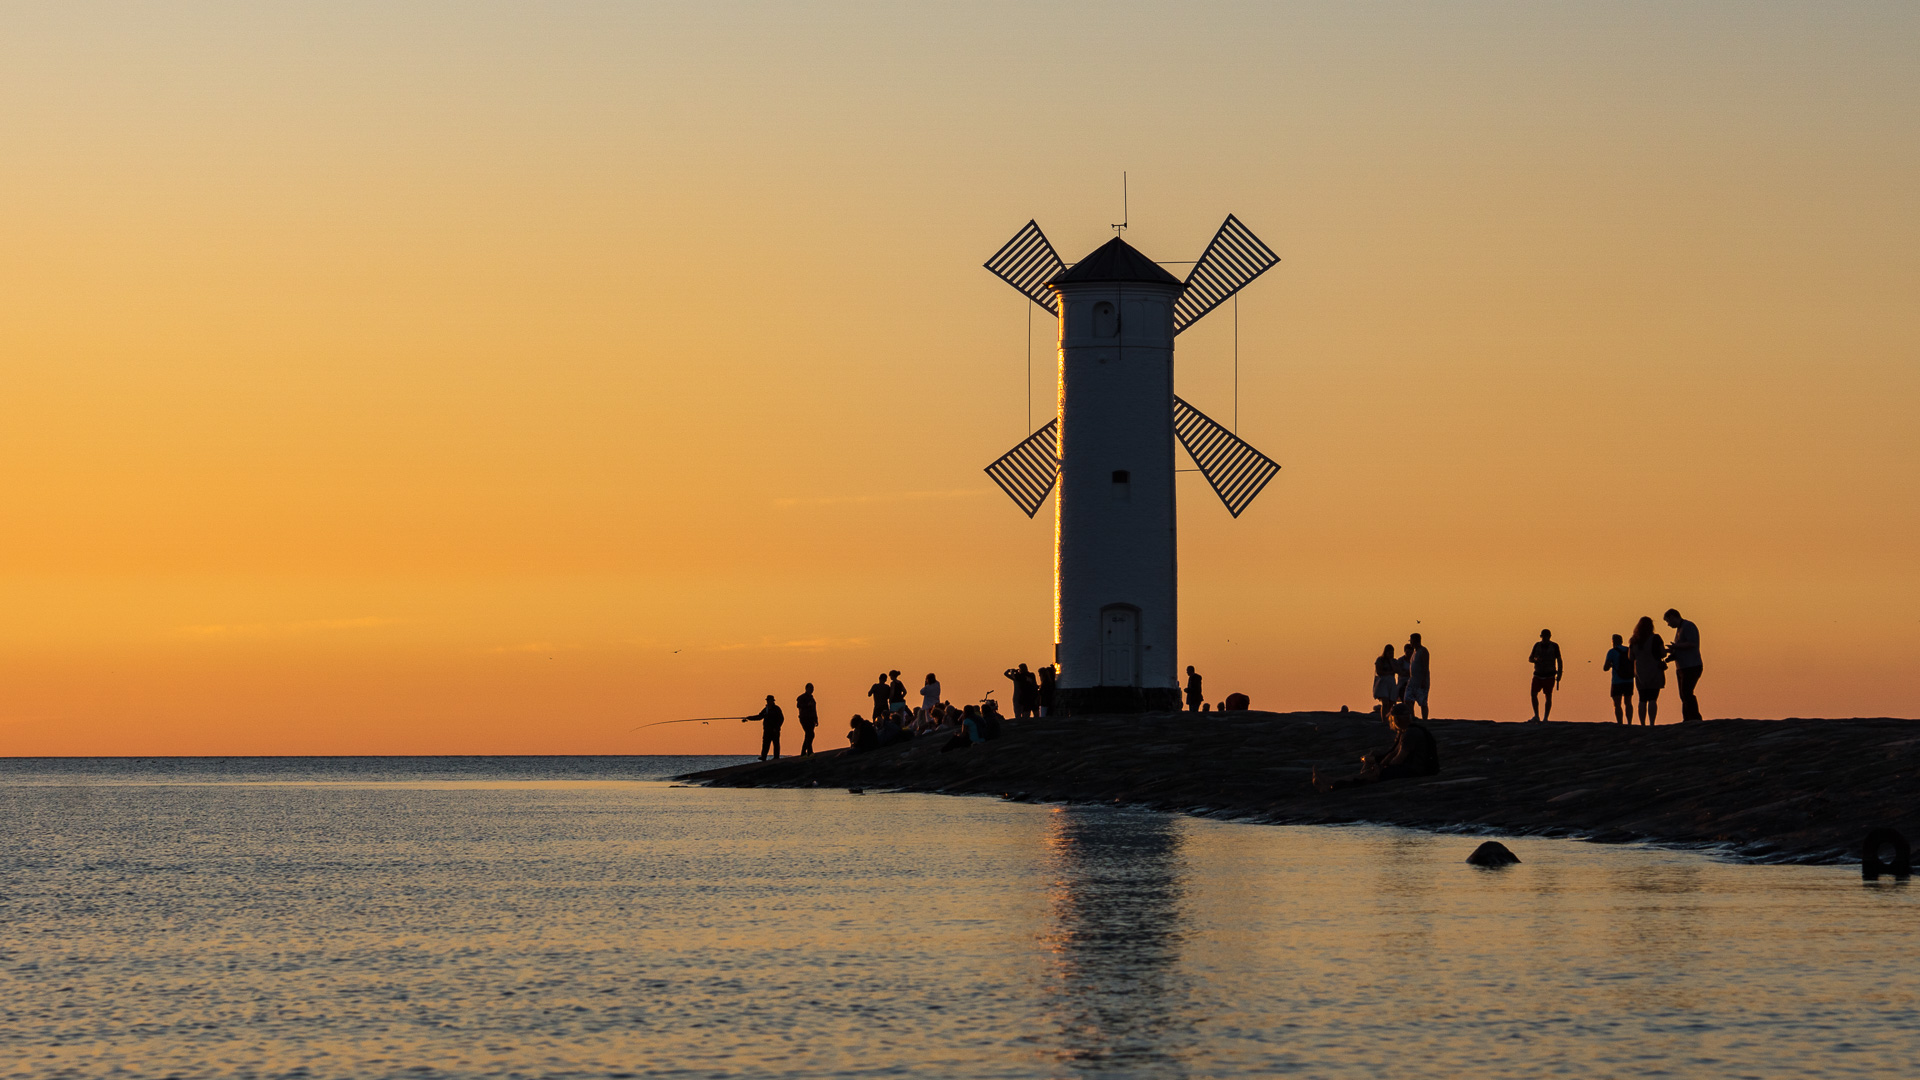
[1602, 634, 1634, 723]
[1528, 629, 1563, 722]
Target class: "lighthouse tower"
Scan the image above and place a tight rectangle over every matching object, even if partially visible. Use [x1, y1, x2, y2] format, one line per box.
[1051, 238, 1185, 713]
[982, 215, 1282, 714]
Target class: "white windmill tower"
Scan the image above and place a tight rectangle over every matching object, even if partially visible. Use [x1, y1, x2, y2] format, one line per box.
[982, 215, 1281, 714]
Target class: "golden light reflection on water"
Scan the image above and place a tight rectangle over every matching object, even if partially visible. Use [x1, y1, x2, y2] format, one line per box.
[1039, 807, 1195, 1073]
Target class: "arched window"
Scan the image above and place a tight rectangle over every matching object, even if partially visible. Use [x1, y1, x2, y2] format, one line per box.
[1091, 301, 1119, 338]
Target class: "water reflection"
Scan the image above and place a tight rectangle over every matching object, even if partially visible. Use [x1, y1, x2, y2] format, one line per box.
[1038, 808, 1196, 1076]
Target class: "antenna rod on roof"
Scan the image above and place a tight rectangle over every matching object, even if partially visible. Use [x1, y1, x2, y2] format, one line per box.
[1111, 172, 1128, 235]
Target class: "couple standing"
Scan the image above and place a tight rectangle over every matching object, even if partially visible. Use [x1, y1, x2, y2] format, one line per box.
[1370, 633, 1432, 721]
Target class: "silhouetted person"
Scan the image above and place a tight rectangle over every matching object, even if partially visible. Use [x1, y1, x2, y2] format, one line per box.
[1184, 666, 1205, 712]
[1004, 664, 1038, 719]
[848, 714, 879, 753]
[979, 698, 1006, 739]
[867, 673, 890, 720]
[918, 673, 941, 722]
[1602, 634, 1634, 724]
[875, 710, 910, 747]
[796, 683, 818, 756]
[1528, 629, 1563, 722]
[941, 705, 984, 752]
[1665, 608, 1703, 722]
[744, 694, 784, 761]
[1037, 664, 1057, 716]
[1629, 616, 1666, 725]
[1323, 704, 1440, 789]
[1402, 633, 1431, 720]
[888, 670, 907, 710]
[1372, 645, 1399, 720]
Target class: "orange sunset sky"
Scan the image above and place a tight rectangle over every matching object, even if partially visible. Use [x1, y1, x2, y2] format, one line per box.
[3, 3, 1916, 755]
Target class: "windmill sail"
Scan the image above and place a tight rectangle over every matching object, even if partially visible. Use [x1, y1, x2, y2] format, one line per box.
[1173, 214, 1279, 335]
[1173, 397, 1279, 518]
[984, 220, 1066, 315]
[984, 419, 1060, 517]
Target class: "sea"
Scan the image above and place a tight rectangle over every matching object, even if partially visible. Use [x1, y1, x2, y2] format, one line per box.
[1, 756, 1915, 1079]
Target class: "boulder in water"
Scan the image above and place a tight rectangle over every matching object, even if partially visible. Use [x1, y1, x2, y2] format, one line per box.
[1466, 841, 1520, 866]
[1862, 827, 1911, 880]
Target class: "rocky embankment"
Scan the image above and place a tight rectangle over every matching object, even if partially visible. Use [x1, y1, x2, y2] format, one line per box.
[685, 711, 1920, 864]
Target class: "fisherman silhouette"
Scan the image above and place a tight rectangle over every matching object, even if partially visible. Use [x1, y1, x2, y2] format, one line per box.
[796, 683, 818, 756]
[744, 694, 785, 760]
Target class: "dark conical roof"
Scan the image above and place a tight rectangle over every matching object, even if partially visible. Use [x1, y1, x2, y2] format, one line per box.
[1050, 236, 1183, 288]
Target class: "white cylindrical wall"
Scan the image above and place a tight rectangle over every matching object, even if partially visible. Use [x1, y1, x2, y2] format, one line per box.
[1053, 282, 1180, 697]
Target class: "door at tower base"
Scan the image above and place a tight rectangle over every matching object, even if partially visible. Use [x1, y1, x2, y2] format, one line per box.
[1101, 606, 1138, 685]
[1052, 595, 1182, 714]
[1057, 604, 1180, 715]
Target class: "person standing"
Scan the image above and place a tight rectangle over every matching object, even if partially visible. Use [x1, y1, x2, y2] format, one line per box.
[1372, 645, 1399, 720]
[1664, 609, 1704, 723]
[1003, 664, 1038, 719]
[795, 683, 819, 756]
[1037, 664, 1057, 717]
[1527, 629, 1563, 722]
[1184, 666, 1205, 713]
[867, 673, 890, 721]
[1629, 616, 1666, 725]
[744, 694, 785, 761]
[1602, 635, 1634, 724]
[918, 673, 941, 723]
[1402, 633, 1431, 721]
[887, 670, 907, 712]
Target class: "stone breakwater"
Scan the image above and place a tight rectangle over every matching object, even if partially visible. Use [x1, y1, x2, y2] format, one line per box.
[685, 712, 1920, 864]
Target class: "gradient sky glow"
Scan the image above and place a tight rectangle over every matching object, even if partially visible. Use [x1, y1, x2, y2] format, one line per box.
[3, 2, 1917, 754]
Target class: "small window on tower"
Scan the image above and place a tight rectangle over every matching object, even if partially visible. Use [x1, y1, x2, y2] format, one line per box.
[1111, 470, 1131, 503]
[1111, 470, 1130, 484]
[1092, 301, 1119, 338]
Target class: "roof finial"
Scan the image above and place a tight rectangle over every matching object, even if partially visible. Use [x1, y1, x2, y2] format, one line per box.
[1110, 172, 1128, 235]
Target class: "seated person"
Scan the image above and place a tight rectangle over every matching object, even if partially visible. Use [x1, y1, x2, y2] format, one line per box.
[941, 705, 985, 752]
[1322, 705, 1439, 790]
[875, 712, 914, 747]
[847, 715, 879, 754]
[977, 700, 1005, 741]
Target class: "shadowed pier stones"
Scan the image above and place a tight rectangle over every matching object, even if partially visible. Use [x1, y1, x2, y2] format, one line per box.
[687, 711, 1920, 866]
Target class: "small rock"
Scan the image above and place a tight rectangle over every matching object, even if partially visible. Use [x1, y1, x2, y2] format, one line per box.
[1466, 841, 1520, 866]
[848, 787, 865, 795]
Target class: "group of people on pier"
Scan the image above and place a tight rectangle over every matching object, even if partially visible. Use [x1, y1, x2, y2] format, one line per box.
[1367, 609, 1703, 728]
[742, 663, 1054, 761]
[1522, 609, 1703, 725]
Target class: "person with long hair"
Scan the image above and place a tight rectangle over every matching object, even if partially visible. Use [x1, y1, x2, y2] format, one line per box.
[1629, 615, 1667, 725]
[1372, 645, 1400, 720]
[918, 672, 941, 725]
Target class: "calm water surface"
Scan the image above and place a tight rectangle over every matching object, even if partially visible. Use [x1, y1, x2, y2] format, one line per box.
[1, 757, 1915, 1078]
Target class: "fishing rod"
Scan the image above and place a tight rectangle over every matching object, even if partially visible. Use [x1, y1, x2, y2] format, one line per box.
[628, 715, 751, 733]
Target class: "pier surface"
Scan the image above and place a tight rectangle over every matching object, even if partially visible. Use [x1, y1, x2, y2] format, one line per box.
[686, 712, 1920, 864]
